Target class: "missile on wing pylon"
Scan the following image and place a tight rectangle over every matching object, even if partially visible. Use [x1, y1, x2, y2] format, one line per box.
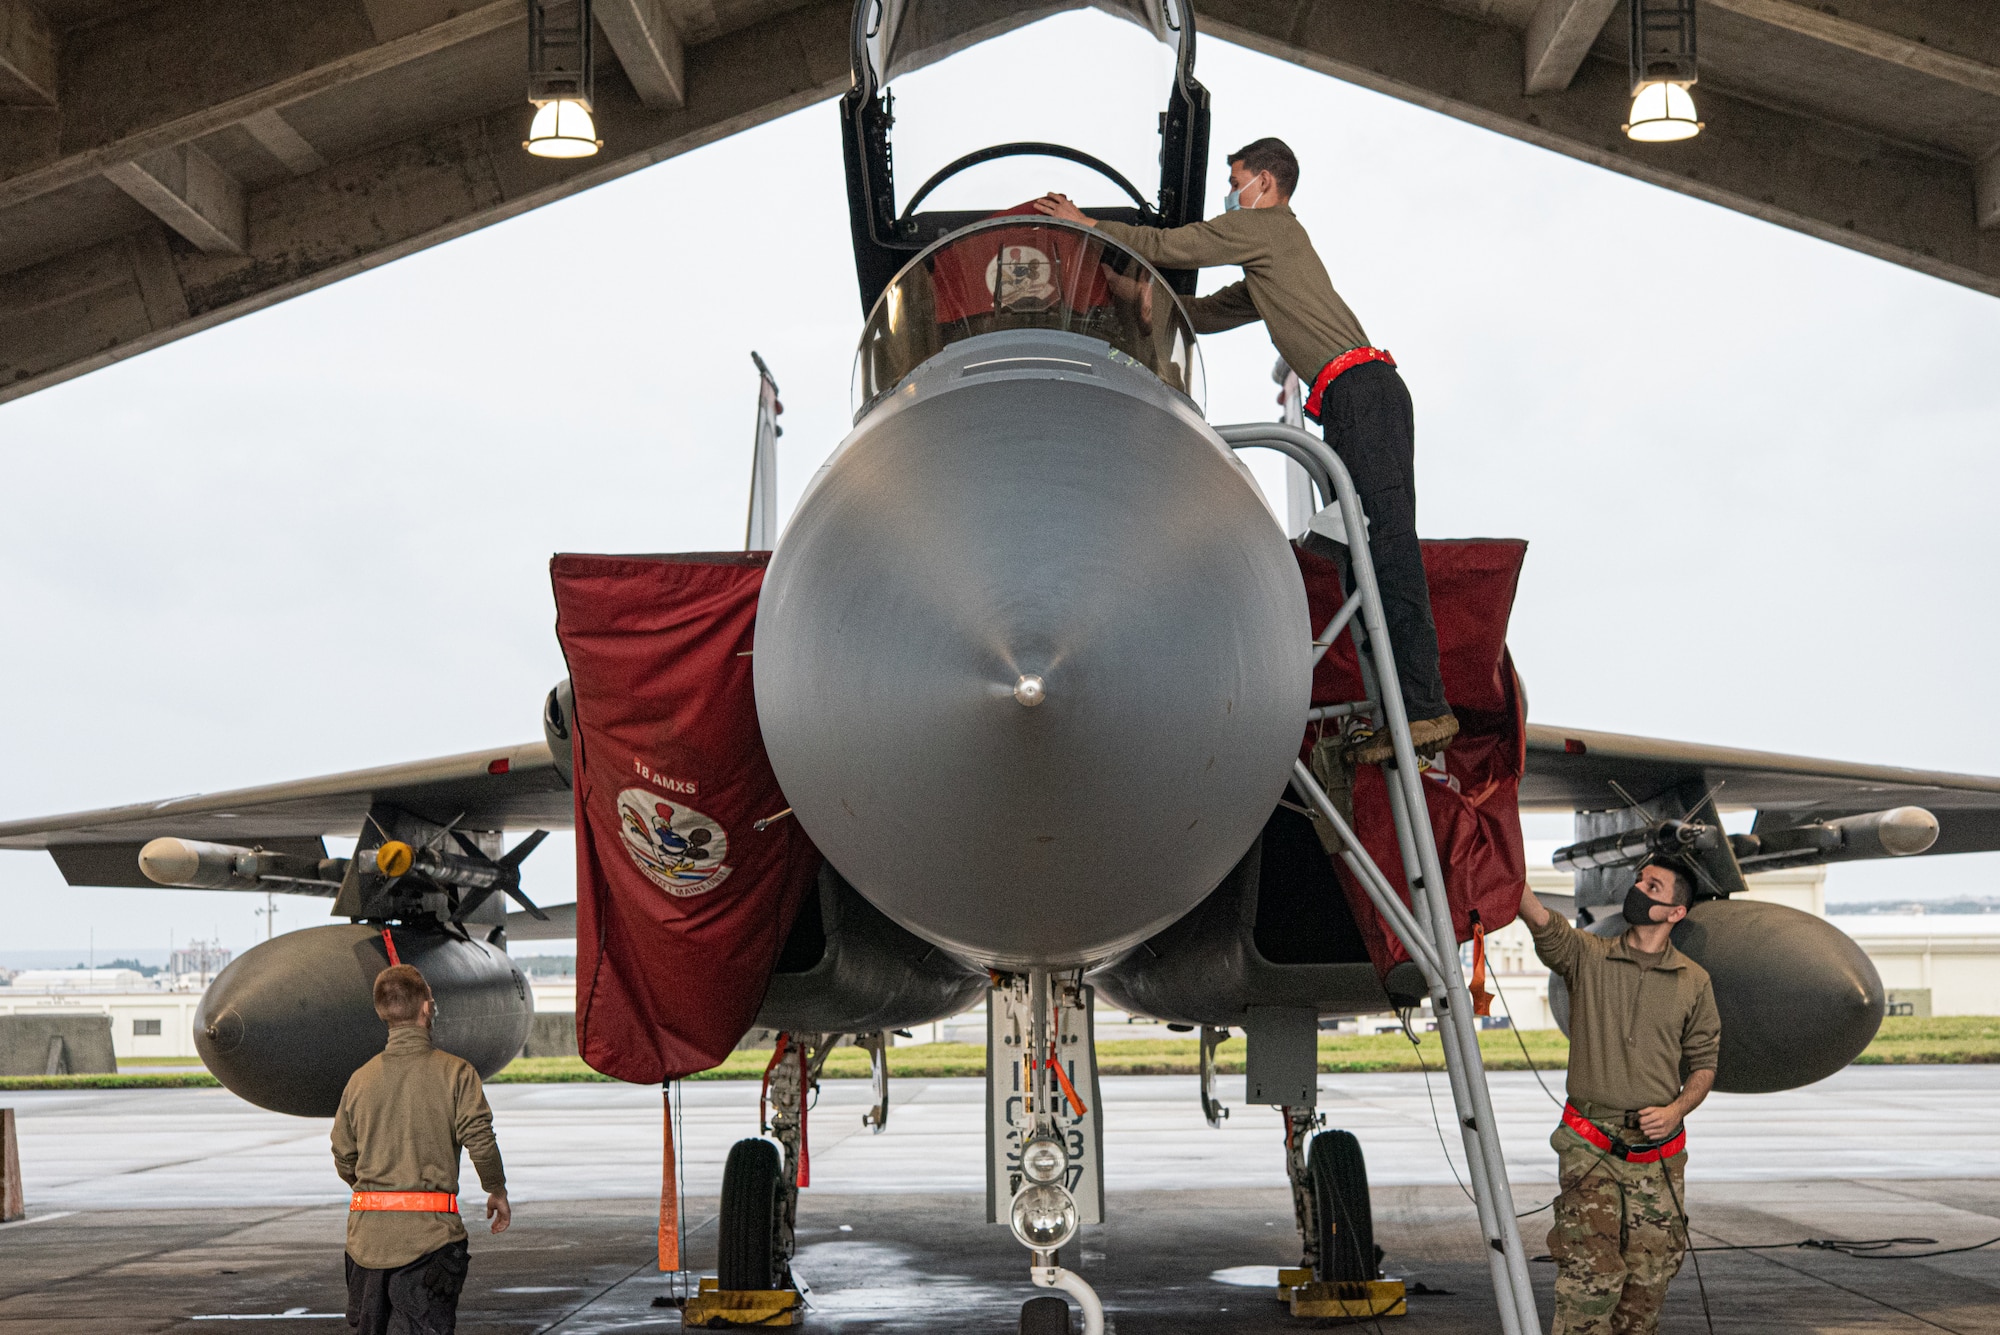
[139, 836, 344, 892]
[1732, 805, 1939, 868]
[1551, 818, 1721, 874]
[194, 923, 532, 1116]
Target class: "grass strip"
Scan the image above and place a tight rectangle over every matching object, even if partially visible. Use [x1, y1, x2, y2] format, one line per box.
[1, 1016, 1987, 1090]
[0, 1072, 223, 1090]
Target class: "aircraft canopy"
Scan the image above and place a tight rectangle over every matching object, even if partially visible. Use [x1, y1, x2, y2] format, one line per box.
[852, 216, 1205, 417]
[864, 0, 1180, 86]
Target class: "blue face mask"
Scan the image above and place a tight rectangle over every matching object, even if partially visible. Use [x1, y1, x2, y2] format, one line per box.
[1222, 186, 1243, 213]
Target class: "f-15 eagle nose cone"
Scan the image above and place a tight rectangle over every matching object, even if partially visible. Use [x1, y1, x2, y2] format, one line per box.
[755, 345, 1311, 970]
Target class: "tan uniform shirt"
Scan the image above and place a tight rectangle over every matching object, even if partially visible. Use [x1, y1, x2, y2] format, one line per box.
[331, 1026, 506, 1269]
[1095, 206, 1369, 381]
[1531, 914, 1721, 1112]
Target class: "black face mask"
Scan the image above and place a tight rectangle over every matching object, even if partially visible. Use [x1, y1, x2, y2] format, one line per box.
[1622, 883, 1668, 927]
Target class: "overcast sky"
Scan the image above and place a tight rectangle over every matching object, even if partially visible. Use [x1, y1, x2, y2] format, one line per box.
[4, 11, 1998, 962]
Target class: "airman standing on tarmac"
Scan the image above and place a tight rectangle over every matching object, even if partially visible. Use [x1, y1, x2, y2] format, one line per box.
[332, 964, 510, 1335]
[1518, 861, 1721, 1334]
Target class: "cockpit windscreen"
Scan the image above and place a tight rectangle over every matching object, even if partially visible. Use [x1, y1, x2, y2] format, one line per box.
[852, 216, 1205, 417]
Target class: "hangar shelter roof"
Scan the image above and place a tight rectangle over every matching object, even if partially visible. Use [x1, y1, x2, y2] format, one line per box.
[0, 0, 1993, 404]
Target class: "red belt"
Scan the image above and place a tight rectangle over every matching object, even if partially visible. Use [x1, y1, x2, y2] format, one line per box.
[1304, 346, 1396, 418]
[351, 1191, 459, 1213]
[1561, 1103, 1685, 1163]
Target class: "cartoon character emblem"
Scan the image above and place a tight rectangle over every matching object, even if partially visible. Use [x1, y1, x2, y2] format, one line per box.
[616, 787, 732, 897]
[986, 244, 1058, 312]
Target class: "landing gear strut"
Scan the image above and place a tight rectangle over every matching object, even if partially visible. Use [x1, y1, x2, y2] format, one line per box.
[991, 972, 1106, 1335]
[1281, 1105, 1326, 1275]
[715, 1031, 833, 1292]
[1276, 1111, 1401, 1320]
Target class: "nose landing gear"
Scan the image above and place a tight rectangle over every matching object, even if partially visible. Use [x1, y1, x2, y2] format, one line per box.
[992, 972, 1107, 1335]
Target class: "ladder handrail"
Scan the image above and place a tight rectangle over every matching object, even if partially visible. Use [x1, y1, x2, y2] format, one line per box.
[1219, 421, 1542, 1335]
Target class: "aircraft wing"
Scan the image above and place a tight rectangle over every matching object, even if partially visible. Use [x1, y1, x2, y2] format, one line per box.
[0, 742, 571, 888]
[1523, 723, 2000, 855]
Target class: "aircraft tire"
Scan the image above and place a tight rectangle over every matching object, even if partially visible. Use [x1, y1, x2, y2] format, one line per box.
[1308, 1129, 1377, 1283]
[718, 1138, 783, 1290]
[1020, 1295, 1072, 1334]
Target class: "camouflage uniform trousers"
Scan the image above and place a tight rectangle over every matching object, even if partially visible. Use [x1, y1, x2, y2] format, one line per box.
[1547, 1122, 1689, 1335]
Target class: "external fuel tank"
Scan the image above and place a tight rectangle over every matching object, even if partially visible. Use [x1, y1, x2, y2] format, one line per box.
[194, 923, 533, 1117]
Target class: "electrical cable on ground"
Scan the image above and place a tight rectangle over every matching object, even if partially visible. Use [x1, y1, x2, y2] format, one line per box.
[1398, 1006, 1474, 1207]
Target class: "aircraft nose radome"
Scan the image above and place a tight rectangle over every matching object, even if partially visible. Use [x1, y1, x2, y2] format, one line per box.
[754, 371, 1311, 970]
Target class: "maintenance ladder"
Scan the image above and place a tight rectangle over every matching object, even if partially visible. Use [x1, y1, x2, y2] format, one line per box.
[1219, 419, 1543, 1335]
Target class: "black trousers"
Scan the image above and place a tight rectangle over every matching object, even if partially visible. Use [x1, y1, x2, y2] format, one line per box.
[1311, 360, 1449, 722]
[345, 1239, 469, 1335]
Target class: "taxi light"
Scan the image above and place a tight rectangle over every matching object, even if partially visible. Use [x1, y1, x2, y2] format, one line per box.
[1009, 1183, 1078, 1250]
[1020, 1137, 1067, 1184]
[525, 100, 601, 158]
[1624, 81, 1701, 142]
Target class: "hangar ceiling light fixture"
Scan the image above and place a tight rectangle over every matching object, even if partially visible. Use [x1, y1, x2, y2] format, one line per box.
[1624, 0, 1702, 143]
[524, 0, 602, 158]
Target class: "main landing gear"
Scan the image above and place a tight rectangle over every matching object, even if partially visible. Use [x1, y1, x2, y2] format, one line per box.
[1275, 1105, 1403, 1320]
[691, 1031, 857, 1328]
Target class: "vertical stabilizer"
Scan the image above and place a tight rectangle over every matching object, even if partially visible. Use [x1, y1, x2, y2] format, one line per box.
[746, 352, 782, 550]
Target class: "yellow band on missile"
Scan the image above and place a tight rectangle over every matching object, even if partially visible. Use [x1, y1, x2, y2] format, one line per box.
[375, 841, 414, 877]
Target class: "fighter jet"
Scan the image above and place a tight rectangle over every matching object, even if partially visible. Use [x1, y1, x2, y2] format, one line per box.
[6, 2, 2000, 1331]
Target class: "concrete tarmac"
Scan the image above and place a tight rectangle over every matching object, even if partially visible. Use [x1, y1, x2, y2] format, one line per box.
[3, 1069, 1999, 1331]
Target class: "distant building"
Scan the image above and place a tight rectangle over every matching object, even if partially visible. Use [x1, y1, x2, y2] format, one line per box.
[0, 988, 206, 1061]
[168, 941, 232, 989]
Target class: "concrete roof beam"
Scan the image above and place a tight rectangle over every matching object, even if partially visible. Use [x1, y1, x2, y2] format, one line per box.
[103, 143, 245, 253]
[0, 0, 849, 405]
[1979, 149, 2000, 232]
[0, 0, 54, 106]
[1202, 0, 2000, 298]
[0, 0, 520, 209]
[597, 0, 687, 109]
[1702, 0, 2000, 101]
[1522, 0, 1617, 96]
[239, 107, 329, 176]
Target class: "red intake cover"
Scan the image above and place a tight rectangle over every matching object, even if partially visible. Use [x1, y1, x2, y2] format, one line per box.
[1297, 539, 1530, 978]
[553, 553, 820, 1083]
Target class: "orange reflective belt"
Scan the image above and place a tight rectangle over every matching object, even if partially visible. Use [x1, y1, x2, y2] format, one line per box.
[350, 1191, 458, 1213]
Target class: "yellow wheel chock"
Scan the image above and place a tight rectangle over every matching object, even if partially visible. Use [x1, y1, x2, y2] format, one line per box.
[679, 1277, 802, 1327]
[1276, 1267, 1408, 1320]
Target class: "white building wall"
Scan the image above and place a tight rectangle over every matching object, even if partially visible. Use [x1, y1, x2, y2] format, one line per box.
[0, 990, 208, 1059]
[1826, 918, 2000, 1016]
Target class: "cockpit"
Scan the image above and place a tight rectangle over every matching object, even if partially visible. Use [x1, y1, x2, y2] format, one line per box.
[852, 216, 1205, 417]
[840, 0, 1211, 416]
